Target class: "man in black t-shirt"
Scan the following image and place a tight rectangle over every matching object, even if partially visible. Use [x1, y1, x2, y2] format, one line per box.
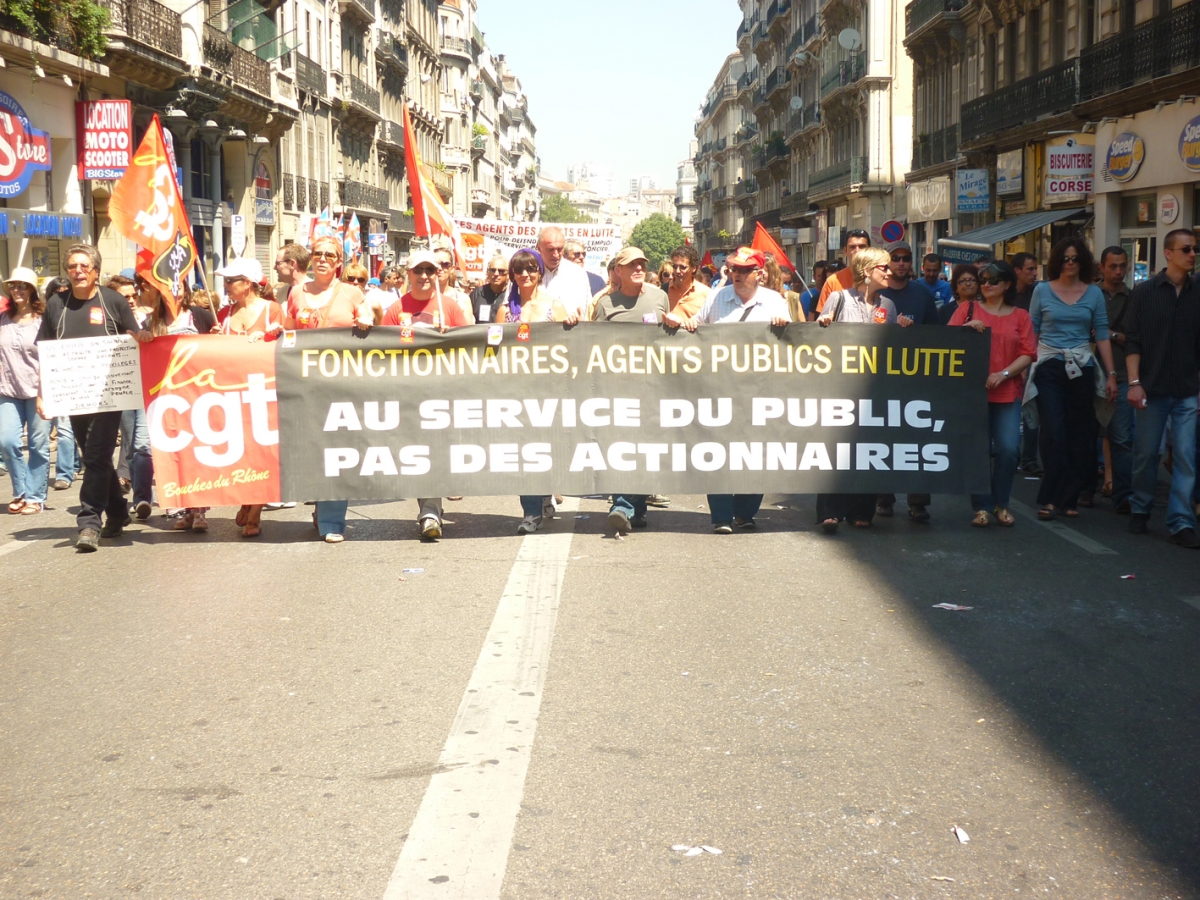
[37, 244, 152, 552]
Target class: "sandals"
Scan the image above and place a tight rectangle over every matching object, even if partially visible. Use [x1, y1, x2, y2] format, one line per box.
[173, 513, 194, 530]
[7, 498, 26, 514]
[19, 502, 42, 515]
[852, 519, 873, 528]
[972, 510, 990, 527]
[1037, 505, 1056, 521]
[191, 513, 209, 532]
[236, 505, 251, 527]
[994, 507, 1015, 527]
[1101, 481, 1113, 498]
[1063, 509, 1079, 518]
[820, 518, 839, 534]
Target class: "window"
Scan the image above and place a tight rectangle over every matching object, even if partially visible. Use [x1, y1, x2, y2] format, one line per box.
[1049, 0, 1064, 65]
[1025, 7, 1040, 77]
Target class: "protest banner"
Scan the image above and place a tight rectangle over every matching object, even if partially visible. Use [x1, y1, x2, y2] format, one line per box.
[274, 323, 990, 500]
[140, 336, 282, 508]
[39, 335, 144, 418]
[452, 217, 623, 273]
[462, 232, 487, 280]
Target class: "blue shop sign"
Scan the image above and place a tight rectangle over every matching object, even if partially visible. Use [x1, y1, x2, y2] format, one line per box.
[0, 210, 84, 238]
[0, 91, 52, 198]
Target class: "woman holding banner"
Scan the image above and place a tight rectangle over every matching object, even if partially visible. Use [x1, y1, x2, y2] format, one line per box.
[0, 268, 50, 516]
[815, 247, 897, 533]
[948, 261, 1036, 527]
[284, 236, 375, 543]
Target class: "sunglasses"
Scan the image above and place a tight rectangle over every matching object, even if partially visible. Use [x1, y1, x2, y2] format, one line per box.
[438, 261, 453, 269]
[1173, 244, 1197, 254]
[345, 276, 366, 285]
[411, 266, 437, 276]
[566, 251, 585, 259]
[890, 254, 912, 263]
[979, 276, 1006, 286]
[730, 266, 758, 275]
[1061, 255, 1080, 264]
[312, 250, 339, 260]
[512, 266, 539, 276]
[487, 268, 508, 274]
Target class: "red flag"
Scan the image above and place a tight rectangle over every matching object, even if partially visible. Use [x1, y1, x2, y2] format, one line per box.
[109, 115, 197, 318]
[700, 250, 714, 268]
[402, 104, 466, 270]
[751, 222, 796, 273]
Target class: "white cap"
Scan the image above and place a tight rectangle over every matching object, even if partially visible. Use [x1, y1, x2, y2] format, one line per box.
[4, 266, 39, 289]
[216, 257, 264, 282]
[406, 249, 440, 270]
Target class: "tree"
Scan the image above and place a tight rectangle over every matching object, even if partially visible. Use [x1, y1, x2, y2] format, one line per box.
[539, 195, 592, 224]
[629, 213, 686, 270]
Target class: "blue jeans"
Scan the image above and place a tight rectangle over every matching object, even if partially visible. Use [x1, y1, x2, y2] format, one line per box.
[54, 416, 77, 483]
[316, 500, 349, 537]
[971, 399, 1022, 511]
[707, 493, 764, 525]
[520, 495, 546, 517]
[1107, 381, 1135, 507]
[0, 396, 51, 504]
[1132, 394, 1197, 534]
[119, 408, 154, 507]
[611, 494, 647, 518]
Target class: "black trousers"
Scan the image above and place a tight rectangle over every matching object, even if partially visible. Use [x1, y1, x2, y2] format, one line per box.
[1034, 359, 1098, 511]
[71, 411, 126, 532]
[817, 494, 876, 524]
[877, 493, 931, 508]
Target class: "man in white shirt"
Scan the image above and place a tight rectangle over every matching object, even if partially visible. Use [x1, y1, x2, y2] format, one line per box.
[669, 247, 791, 533]
[537, 226, 592, 315]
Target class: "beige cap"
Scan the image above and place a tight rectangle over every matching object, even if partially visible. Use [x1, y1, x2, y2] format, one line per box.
[612, 246, 648, 266]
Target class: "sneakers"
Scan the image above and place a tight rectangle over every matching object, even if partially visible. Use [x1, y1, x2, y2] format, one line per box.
[734, 517, 756, 529]
[134, 500, 152, 520]
[1129, 514, 1148, 534]
[875, 503, 894, 518]
[607, 509, 631, 535]
[1170, 527, 1200, 549]
[713, 522, 733, 534]
[420, 516, 442, 541]
[630, 514, 648, 529]
[517, 515, 541, 535]
[100, 514, 131, 539]
[75, 528, 100, 552]
[646, 494, 671, 508]
[1114, 499, 1131, 515]
[908, 504, 931, 522]
[53, 479, 71, 491]
[324, 532, 345, 544]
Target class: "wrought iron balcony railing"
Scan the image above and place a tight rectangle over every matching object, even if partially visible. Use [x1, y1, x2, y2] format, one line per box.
[203, 24, 270, 97]
[295, 51, 326, 97]
[960, 58, 1078, 143]
[1079, 2, 1200, 101]
[809, 155, 869, 195]
[100, 0, 182, 58]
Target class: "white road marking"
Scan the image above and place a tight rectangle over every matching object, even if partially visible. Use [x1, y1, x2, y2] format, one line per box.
[0, 539, 34, 558]
[382, 497, 580, 900]
[1009, 500, 1118, 555]
[1181, 596, 1200, 613]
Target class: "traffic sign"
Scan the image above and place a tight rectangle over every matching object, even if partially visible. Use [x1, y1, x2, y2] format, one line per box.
[880, 219, 905, 244]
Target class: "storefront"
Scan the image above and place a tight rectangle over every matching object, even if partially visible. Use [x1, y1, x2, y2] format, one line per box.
[253, 158, 275, 274]
[905, 175, 951, 259]
[0, 72, 88, 281]
[1095, 104, 1200, 283]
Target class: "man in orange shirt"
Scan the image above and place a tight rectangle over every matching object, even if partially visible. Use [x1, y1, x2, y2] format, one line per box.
[666, 244, 709, 320]
[815, 228, 871, 313]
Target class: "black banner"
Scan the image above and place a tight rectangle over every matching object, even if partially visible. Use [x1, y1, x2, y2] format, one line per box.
[275, 323, 991, 500]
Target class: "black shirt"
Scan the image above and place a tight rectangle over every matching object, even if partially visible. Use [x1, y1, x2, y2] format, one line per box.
[37, 286, 140, 343]
[1124, 270, 1200, 398]
[1012, 286, 1035, 311]
[470, 283, 506, 324]
[880, 280, 941, 325]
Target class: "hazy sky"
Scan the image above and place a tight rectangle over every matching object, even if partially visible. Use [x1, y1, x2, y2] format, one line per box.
[475, 0, 742, 191]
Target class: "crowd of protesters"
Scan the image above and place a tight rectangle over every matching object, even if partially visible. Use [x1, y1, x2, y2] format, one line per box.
[1, 223, 1198, 552]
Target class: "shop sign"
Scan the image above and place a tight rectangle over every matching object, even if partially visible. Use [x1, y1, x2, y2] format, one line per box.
[1159, 193, 1179, 225]
[1180, 114, 1200, 172]
[254, 161, 275, 224]
[368, 232, 386, 253]
[0, 210, 84, 238]
[1104, 132, 1144, 183]
[956, 169, 989, 213]
[76, 99, 132, 180]
[907, 176, 950, 222]
[996, 149, 1024, 196]
[1045, 140, 1094, 199]
[0, 91, 51, 199]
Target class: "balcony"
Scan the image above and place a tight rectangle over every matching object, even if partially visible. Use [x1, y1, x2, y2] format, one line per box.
[339, 0, 375, 25]
[809, 155, 869, 196]
[702, 83, 737, 119]
[99, 0, 183, 61]
[378, 119, 404, 151]
[295, 51, 326, 97]
[737, 15, 758, 46]
[754, 20, 771, 53]
[735, 179, 759, 199]
[378, 29, 408, 72]
[820, 54, 866, 99]
[347, 74, 381, 118]
[715, 136, 728, 153]
[960, 58, 1078, 144]
[203, 25, 270, 98]
[1079, 3, 1200, 103]
[781, 190, 810, 220]
[471, 133, 488, 158]
[471, 23, 483, 50]
[339, 180, 389, 215]
[905, 0, 965, 39]
[786, 100, 821, 140]
[296, 176, 306, 211]
[768, 0, 792, 36]
[912, 122, 959, 170]
[737, 69, 758, 95]
[712, 185, 729, 202]
[471, 189, 493, 213]
[765, 66, 790, 99]
[389, 208, 415, 233]
[441, 35, 471, 60]
[753, 138, 790, 172]
[469, 78, 484, 101]
[423, 162, 453, 200]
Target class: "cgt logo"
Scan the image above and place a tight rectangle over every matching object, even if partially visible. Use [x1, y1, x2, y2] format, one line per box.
[0, 91, 50, 199]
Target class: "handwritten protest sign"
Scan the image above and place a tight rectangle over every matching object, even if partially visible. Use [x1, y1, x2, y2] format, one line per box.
[39, 335, 144, 417]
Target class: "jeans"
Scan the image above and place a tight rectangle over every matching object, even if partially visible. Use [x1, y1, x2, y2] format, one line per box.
[1107, 381, 1135, 507]
[707, 493, 763, 525]
[1132, 394, 1197, 534]
[1020, 406, 1040, 469]
[611, 494, 647, 518]
[971, 399, 1022, 511]
[0, 396, 51, 504]
[71, 411, 127, 532]
[315, 500, 349, 537]
[54, 416, 77, 483]
[520, 495, 546, 517]
[1034, 359, 1098, 511]
[119, 408, 154, 507]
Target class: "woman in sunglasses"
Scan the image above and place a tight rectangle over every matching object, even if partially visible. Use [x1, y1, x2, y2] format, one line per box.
[284, 236, 375, 543]
[938, 265, 983, 324]
[948, 261, 1036, 526]
[815, 246, 897, 532]
[497, 249, 563, 324]
[1025, 239, 1117, 520]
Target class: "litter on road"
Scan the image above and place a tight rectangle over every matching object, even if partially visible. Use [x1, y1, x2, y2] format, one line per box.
[953, 826, 970, 843]
[671, 845, 722, 856]
[932, 603, 974, 611]
[402, 568, 425, 574]
[1120, 574, 1137, 580]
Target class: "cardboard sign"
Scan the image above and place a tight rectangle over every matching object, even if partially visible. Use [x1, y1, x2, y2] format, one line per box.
[39, 335, 143, 417]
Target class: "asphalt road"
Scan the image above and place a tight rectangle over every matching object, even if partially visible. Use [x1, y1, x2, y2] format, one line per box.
[1, 478, 1197, 899]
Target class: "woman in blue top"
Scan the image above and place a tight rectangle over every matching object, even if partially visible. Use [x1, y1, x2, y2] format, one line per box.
[1026, 239, 1117, 519]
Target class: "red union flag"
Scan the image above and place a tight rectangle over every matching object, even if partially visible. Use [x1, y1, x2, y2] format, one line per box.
[109, 114, 197, 318]
[141, 335, 282, 508]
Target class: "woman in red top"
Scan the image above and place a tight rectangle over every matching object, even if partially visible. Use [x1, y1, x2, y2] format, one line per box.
[948, 260, 1036, 527]
[283, 237, 373, 543]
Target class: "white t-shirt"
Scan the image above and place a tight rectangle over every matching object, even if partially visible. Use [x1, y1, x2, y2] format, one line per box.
[542, 261, 593, 316]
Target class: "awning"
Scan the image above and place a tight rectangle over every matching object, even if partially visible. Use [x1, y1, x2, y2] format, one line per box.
[938, 207, 1086, 264]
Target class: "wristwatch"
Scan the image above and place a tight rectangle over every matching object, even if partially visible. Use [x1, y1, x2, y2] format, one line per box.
[1108, 371, 1118, 378]
[1129, 379, 1141, 386]
[1001, 369, 1010, 378]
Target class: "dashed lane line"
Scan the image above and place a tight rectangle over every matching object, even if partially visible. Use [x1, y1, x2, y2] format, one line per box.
[1009, 499, 1118, 555]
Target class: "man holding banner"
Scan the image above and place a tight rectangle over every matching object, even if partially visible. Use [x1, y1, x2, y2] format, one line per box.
[537, 227, 592, 316]
[37, 245, 153, 552]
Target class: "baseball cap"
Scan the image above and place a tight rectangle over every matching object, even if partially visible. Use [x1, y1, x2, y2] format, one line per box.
[887, 240, 914, 256]
[407, 250, 440, 270]
[367, 277, 381, 286]
[612, 246, 648, 266]
[216, 257, 264, 282]
[727, 247, 765, 268]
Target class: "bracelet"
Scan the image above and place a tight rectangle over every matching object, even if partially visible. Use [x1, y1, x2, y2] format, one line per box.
[1129, 379, 1141, 386]
[1001, 369, 1010, 378]
[1108, 371, 1118, 378]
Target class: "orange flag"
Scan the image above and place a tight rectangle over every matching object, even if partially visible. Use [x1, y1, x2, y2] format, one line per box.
[751, 222, 796, 273]
[402, 104, 466, 271]
[109, 114, 197, 317]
